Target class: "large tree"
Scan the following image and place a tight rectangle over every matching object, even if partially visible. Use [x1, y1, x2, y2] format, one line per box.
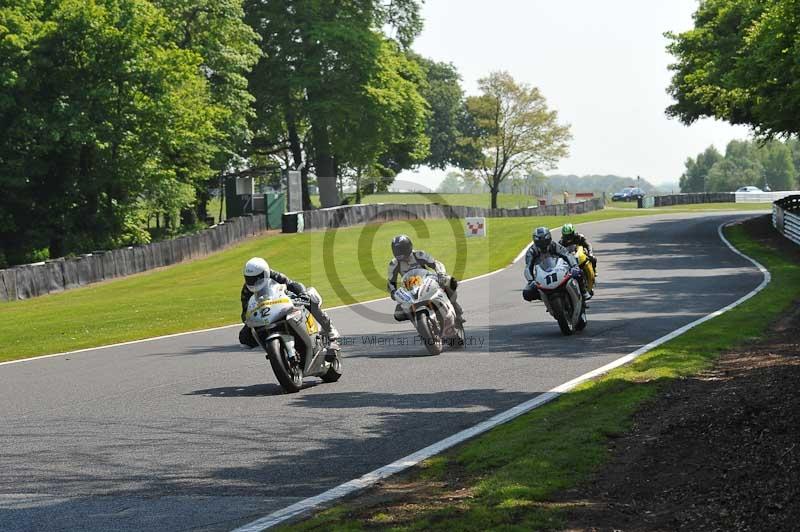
[759, 141, 796, 191]
[706, 140, 764, 192]
[413, 55, 481, 171]
[244, 0, 427, 208]
[464, 71, 571, 209]
[155, 0, 260, 222]
[666, 0, 800, 138]
[0, 0, 224, 263]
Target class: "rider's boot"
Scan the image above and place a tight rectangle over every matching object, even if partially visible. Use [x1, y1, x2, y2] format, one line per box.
[238, 325, 258, 348]
[453, 299, 466, 325]
[579, 278, 592, 301]
[447, 290, 466, 324]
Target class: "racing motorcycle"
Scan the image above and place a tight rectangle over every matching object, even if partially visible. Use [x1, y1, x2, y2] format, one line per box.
[244, 281, 342, 393]
[528, 255, 587, 335]
[393, 268, 465, 355]
[569, 244, 596, 295]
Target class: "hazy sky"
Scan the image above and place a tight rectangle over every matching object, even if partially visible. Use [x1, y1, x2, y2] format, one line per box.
[398, 0, 751, 188]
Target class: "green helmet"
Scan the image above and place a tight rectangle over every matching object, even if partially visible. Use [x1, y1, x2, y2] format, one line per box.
[562, 223, 575, 236]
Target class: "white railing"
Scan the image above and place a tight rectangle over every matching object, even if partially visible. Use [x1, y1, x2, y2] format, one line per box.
[737, 190, 800, 203]
[773, 196, 800, 246]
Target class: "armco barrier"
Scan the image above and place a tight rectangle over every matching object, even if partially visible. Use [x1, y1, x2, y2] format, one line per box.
[649, 193, 735, 207]
[772, 195, 800, 246]
[0, 215, 268, 302]
[281, 198, 605, 233]
[737, 190, 800, 203]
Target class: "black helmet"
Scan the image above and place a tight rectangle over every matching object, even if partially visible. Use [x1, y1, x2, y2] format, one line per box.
[391, 234, 413, 259]
[533, 226, 552, 252]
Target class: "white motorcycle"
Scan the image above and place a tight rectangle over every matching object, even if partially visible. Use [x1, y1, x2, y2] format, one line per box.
[244, 280, 342, 393]
[393, 268, 465, 355]
[527, 254, 587, 335]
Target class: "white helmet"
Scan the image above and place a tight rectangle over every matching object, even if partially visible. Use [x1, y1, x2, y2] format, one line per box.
[243, 257, 270, 292]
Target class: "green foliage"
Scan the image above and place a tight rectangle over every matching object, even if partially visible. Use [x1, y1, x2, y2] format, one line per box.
[0, 0, 247, 265]
[759, 141, 796, 191]
[681, 139, 798, 192]
[680, 145, 723, 192]
[464, 71, 571, 209]
[244, 0, 428, 208]
[666, 0, 800, 137]
[154, 0, 260, 220]
[413, 56, 480, 171]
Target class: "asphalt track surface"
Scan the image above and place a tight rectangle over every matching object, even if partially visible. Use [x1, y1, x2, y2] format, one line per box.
[0, 213, 765, 532]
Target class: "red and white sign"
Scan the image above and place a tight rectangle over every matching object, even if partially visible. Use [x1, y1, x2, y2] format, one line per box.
[465, 217, 487, 237]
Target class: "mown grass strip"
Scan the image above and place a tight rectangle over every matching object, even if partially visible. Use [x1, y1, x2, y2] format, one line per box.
[278, 220, 800, 531]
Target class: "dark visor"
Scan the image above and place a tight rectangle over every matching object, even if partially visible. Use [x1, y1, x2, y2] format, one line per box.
[245, 272, 265, 286]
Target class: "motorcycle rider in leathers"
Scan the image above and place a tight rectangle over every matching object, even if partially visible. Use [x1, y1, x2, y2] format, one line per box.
[238, 257, 340, 349]
[522, 226, 591, 302]
[387, 235, 465, 324]
[558, 223, 598, 272]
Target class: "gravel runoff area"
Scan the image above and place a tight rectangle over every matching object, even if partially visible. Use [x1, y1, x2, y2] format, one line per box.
[559, 214, 800, 532]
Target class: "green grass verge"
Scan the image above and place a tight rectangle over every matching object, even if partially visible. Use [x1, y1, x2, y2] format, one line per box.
[0, 209, 667, 362]
[278, 221, 800, 531]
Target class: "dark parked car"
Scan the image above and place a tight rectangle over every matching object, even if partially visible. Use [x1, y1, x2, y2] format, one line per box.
[612, 187, 645, 202]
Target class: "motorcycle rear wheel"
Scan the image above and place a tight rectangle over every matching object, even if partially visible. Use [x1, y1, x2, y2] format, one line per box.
[417, 315, 443, 355]
[266, 337, 303, 393]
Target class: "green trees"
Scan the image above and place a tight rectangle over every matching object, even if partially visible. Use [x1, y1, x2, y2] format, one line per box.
[463, 71, 571, 209]
[680, 146, 723, 193]
[666, 0, 800, 138]
[680, 139, 797, 193]
[244, 0, 429, 209]
[0, 0, 574, 266]
[0, 0, 233, 264]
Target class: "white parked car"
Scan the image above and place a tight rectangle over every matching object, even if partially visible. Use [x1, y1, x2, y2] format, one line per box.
[735, 186, 763, 193]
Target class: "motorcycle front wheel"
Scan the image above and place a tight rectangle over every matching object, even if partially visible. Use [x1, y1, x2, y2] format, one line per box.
[265, 337, 303, 393]
[550, 296, 574, 336]
[417, 314, 443, 356]
[576, 301, 588, 331]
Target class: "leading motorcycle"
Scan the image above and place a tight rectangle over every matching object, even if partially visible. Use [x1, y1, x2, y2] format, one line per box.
[528, 255, 587, 335]
[244, 281, 342, 392]
[393, 268, 465, 355]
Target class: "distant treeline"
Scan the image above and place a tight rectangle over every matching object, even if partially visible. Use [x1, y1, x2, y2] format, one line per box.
[438, 172, 665, 196]
[680, 139, 800, 193]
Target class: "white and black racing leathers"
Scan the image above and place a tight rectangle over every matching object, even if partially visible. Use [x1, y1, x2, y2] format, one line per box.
[387, 250, 464, 322]
[522, 241, 584, 301]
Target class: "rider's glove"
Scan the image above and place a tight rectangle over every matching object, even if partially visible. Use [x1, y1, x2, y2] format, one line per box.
[390, 289, 397, 300]
[437, 273, 448, 287]
[570, 266, 583, 279]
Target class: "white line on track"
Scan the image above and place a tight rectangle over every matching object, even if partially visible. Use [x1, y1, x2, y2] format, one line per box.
[231, 219, 770, 532]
